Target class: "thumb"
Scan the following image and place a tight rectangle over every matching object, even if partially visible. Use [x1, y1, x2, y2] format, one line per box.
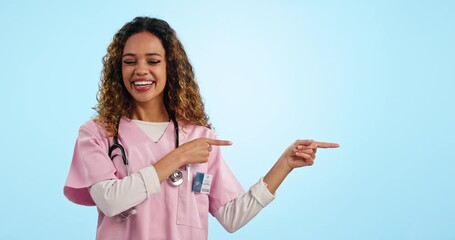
[296, 139, 314, 146]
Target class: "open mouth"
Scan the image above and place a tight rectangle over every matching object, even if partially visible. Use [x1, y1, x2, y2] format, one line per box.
[131, 80, 156, 92]
[132, 80, 156, 86]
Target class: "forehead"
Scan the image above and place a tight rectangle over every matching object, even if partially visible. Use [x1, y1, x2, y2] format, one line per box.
[123, 32, 165, 55]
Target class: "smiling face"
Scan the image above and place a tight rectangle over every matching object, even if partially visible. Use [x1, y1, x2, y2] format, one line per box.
[122, 32, 167, 108]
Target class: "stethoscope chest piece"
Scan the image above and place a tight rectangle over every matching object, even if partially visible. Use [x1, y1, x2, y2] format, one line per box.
[168, 169, 184, 186]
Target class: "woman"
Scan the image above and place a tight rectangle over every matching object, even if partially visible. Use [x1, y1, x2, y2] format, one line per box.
[64, 16, 339, 240]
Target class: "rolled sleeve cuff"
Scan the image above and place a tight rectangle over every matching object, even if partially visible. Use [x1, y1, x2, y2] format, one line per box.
[250, 177, 275, 207]
[139, 166, 161, 198]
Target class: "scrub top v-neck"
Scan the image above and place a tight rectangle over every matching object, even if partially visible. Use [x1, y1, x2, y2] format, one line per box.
[131, 119, 170, 143]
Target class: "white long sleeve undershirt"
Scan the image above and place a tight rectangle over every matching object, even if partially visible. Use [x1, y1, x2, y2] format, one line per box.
[89, 166, 275, 232]
[88, 166, 160, 217]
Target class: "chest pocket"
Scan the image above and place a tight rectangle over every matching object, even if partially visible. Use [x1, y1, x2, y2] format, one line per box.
[176, 166, 209, 229]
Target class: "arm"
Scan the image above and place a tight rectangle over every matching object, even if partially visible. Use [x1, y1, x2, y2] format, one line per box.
[154, 138, 233, 182]
[89, 166, 160, 217]
[215, 139, 338, 232]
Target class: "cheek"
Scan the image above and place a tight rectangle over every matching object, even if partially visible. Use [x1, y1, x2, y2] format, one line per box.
[122, 67, 132, 84]
[121, 66, 127, 77]
[160, 61, 167, 75]
[151, 65, 166, 81]
[159, 65, 167, 81]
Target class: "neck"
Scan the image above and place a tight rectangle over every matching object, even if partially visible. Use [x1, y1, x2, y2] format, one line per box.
[131, 102, 169, 122]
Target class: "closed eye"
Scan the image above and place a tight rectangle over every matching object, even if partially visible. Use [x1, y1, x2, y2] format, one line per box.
[123, 60, 136, 65]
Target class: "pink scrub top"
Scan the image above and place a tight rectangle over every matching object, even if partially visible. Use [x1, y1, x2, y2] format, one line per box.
[64, 118, 244, 240]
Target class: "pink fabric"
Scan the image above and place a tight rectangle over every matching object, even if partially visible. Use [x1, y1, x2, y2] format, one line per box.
[64, 118, 244, 240]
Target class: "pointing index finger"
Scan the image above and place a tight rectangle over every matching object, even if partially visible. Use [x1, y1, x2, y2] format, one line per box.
[206, 139, 233, 146]
[316, 141, 340, 148]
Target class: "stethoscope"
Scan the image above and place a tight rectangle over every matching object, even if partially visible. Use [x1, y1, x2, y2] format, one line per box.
[108, 117, 186, 186]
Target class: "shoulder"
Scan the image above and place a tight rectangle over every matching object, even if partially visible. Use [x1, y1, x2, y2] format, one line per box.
[180, 123, 215, 139]
[78, 119, 110, 139]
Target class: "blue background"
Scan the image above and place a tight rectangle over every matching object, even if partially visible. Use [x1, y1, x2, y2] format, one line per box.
[1, 0, 454, 239]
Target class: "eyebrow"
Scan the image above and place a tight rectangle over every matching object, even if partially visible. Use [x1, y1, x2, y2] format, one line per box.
[122, 53, 162, 57]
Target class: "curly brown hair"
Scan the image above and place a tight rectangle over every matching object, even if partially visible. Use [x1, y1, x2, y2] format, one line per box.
[94, 17, 211, 136]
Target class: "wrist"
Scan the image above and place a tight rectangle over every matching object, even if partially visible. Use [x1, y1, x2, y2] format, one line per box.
[173, 147, 187, 166]
[263, 157, 292, 195]
[277, 156, 293, 174]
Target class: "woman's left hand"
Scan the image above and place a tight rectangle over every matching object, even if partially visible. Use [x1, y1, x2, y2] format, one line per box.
[280, 139, 339, 170]
[264, 139, 339, 194]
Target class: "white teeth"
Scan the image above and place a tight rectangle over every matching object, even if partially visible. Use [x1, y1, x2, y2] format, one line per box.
[133, 81, 155, 86]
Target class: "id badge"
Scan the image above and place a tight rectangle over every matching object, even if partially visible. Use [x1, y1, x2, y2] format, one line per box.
[192, 172, 213, 194]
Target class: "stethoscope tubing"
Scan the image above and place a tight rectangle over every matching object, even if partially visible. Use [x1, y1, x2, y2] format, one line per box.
[108, 117, 180, 183]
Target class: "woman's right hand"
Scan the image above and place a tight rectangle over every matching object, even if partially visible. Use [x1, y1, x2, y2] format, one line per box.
[154, 138, 232, 182]
[175, 138, 233, 165]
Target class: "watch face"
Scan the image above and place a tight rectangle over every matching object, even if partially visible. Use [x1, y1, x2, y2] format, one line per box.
[168, 169, 183, 186]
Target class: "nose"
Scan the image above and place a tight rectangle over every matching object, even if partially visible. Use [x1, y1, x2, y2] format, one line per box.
[134, 61, 149, 75]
